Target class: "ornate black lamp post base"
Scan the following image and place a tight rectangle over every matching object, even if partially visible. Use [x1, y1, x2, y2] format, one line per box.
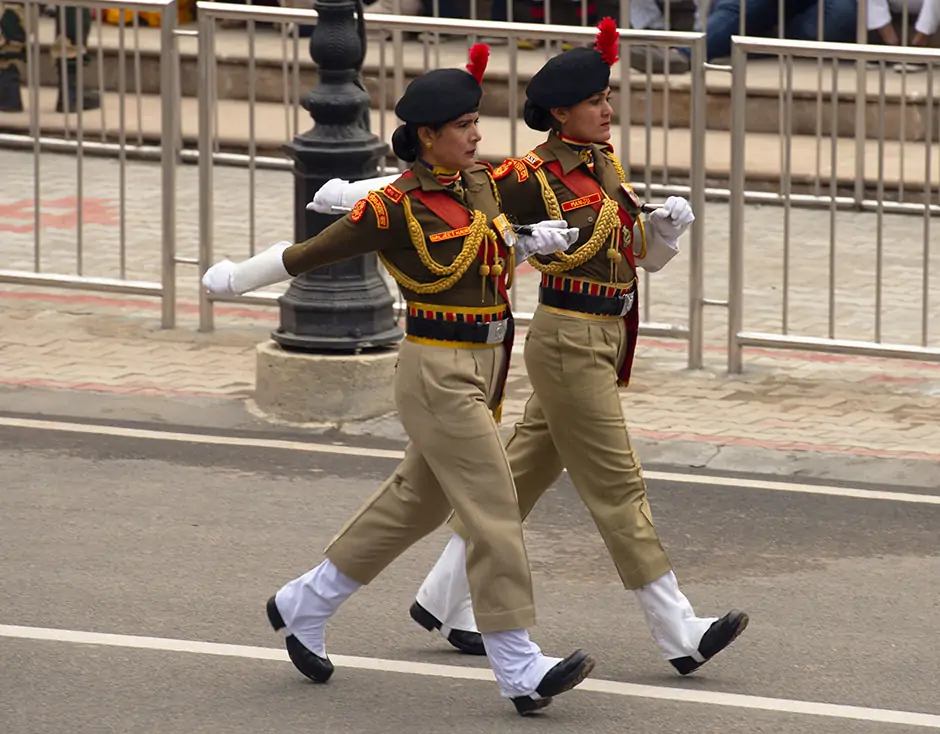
[272, 0, 403, 354]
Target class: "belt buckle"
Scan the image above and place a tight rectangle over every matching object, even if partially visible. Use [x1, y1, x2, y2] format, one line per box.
[486, 319, 508, 344]
[618, 291, 635, 317]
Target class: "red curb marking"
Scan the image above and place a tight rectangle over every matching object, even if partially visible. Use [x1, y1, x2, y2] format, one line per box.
[0, 197, 120, 232]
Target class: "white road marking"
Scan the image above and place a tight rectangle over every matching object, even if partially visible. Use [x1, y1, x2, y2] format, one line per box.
[1, 415, 938, 504]
[1, 624, 938, 728]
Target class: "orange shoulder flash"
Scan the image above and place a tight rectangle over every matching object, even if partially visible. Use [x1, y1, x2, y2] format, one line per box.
[367, 190, 390, 229]
[349, 198, 368, 223]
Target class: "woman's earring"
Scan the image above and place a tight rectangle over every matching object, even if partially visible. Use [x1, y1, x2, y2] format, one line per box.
[425, 141, 432, 149]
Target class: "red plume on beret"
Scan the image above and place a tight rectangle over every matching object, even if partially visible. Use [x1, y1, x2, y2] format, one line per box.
[466, 43, 490, 84]
[594, 17, 619, 66]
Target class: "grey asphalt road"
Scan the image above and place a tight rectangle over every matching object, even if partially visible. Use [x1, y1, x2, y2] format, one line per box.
[1, 404, 938, 734]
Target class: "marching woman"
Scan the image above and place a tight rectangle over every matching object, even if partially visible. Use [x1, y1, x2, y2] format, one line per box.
[317, 20, 749, 675]
[202, 45, 596, 715]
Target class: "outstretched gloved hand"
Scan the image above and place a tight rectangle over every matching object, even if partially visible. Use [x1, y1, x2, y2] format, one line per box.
[515, 220, 580, 260]
[646, 196, 694, 243]
[202, 241, 292, 296]
[308, 174, 401, 214]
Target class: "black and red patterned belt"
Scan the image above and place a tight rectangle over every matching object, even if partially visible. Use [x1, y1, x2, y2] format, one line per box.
[538, 274, 636, 318]
[405, 302, 511, 347]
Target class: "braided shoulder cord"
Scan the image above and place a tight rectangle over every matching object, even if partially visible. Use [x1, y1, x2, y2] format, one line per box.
[378, 195, 492, 295]
[526, 168, 622, 275]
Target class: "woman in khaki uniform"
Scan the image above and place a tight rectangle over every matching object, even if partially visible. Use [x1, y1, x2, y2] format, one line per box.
[202, 46, 595, 715]
[320, 20, 749, 675]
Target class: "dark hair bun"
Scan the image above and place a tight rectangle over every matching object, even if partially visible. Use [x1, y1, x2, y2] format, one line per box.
[392, 124, 419, 162]
[523, 99, 553, 132]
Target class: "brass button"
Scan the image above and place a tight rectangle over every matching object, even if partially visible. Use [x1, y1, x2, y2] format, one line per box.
[586, 215, 595, 223]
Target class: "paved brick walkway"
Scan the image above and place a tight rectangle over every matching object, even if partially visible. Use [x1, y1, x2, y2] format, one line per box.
[3, 146, 940, 466]
[3, 286, 940, 464]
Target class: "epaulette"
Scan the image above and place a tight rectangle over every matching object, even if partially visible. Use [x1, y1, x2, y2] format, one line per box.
[349, 191, 391, 229]
[492, 158, 530, 183]
[472, 160, 494, 173]
[382, 183, 406, 203]
[522, 150, 544, 170]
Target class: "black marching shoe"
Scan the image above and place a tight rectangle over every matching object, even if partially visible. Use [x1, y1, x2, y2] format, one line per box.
[0, 65, 24, 113]
[409, 600, 485, 656]
[670, 610, 749, 676]
[512, 650, 596, 716]
[266, 595, 334, 683]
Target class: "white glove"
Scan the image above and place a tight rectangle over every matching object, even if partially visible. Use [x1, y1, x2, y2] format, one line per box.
[646, 196, 694, 242]
[202, 241, 292, 296]
[516, 220, 580, 260]
[307, 174, 401, 213]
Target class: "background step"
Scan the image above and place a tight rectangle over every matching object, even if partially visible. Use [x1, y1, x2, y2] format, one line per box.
[2, 89, 937, 200]
[12, 18, 940, 143]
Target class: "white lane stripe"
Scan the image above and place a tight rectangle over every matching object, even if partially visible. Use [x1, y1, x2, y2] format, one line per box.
[1, 415, 938, 505]
[2, 624, 939, 729]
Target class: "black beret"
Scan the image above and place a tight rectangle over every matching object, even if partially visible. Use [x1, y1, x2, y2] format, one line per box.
[394, 68, 482, 126]
[525, 18, 620, 110]
[394, 44, 489, 126]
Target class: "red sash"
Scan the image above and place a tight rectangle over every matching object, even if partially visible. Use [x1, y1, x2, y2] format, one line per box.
[403, 175, 515, 420]
[543, 160, 639, 387]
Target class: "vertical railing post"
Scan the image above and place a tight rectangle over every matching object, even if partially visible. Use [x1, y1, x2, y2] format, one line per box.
[687, 34, 707, 369]
[160, 1, 179, 329]
[854, 1, 868, 207]
[728, 37, 747, 373]
[198, 7, 216, 332]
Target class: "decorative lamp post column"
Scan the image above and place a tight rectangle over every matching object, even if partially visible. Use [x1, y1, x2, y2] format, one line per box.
[274, 0, 402, 351]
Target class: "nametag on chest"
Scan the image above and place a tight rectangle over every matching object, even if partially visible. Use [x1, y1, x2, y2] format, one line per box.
[561, 191, 603, 212]
[429, 226, 472, 243]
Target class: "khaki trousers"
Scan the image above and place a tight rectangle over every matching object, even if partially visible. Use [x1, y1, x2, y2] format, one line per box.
[326, 338, 535, 633]
[451, 306, 673, 590]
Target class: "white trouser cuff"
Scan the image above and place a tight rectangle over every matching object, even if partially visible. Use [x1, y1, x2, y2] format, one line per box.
[275, 558, 361, 658]
[482, 629, 561, 699]
[415, 533, 478, 634]
[230, 241, 292, 295]
[340, 174, 401, 209]
[634, 570, 718, 662]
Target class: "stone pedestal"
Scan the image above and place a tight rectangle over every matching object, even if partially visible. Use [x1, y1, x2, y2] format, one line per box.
[254, 340, 398, 424]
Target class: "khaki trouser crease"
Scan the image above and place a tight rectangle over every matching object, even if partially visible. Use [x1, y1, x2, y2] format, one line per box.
[326, 338, 536, 633]
[451, 306, 673, 590]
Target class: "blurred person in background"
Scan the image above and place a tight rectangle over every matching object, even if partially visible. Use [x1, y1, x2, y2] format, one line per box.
[0, 2, 100, 112]
[868, 0, 939, 70]
[704, 0, 858, 61]
[626, 0, 702, 73]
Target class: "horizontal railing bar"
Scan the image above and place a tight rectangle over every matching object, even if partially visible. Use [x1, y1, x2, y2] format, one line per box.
[731, 34, 940, 64]
[195, 3, 705, 46]
[737, 332, 940, 362]
[18, 0, 174, 11]
[0, 271, 163, 296]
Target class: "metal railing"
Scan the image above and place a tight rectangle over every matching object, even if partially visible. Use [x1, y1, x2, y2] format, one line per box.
[195, 4, 709, 367]
[0, 0, 179, 328]
[728, 35, 940, 372]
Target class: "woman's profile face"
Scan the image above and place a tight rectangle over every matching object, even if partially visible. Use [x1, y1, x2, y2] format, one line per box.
[553, 88, 614, 143]
[421, 113, 482, 170]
